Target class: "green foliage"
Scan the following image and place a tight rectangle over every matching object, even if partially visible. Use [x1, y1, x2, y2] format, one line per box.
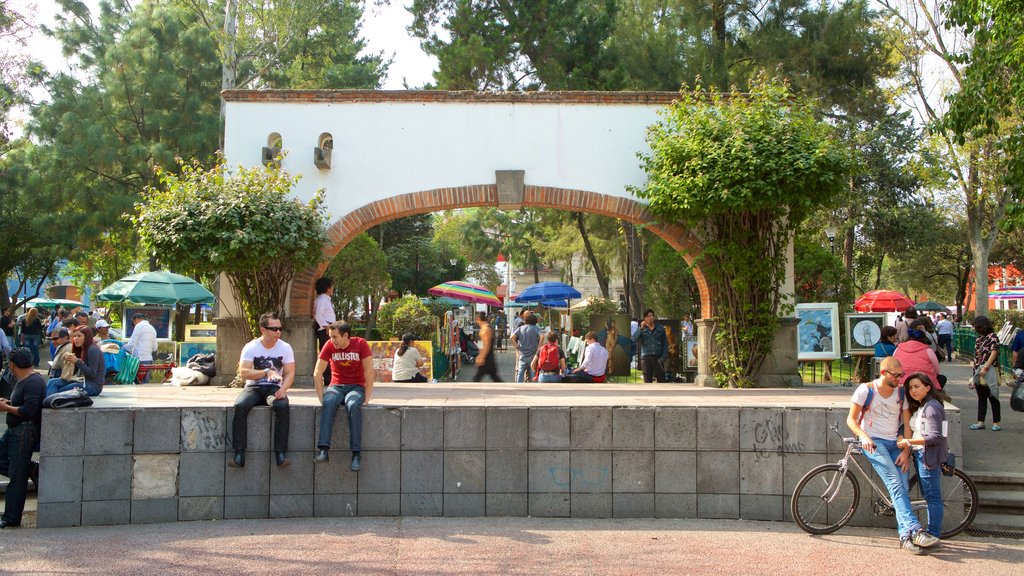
[793, 233, 851, 305]
[368, 215, 462, 296]
[570, 297, 621, 335]
[134, 158, 327, 337]
[375, 295, 435, 340]
[635, 76, 853, 387]
[642, 240, 700, 320]
[326, 233, 391, 322]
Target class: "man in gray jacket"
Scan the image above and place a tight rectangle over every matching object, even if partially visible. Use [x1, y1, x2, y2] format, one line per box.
[510, 312, 541, 383]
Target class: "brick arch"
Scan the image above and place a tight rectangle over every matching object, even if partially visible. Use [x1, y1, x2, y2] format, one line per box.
[289, 185, 711, 319]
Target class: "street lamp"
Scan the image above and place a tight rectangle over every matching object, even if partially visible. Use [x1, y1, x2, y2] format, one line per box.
[824, 226, 837, 255]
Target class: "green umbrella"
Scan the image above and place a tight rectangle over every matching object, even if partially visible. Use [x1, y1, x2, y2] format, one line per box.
[26, 297, 83, 309]
[914, 300, 948, 312]
[96, 271, 215, 305]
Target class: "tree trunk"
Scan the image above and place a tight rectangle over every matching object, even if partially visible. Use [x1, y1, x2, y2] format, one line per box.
[575, 212, 609, 298]
[623, 223, 645, 316]
[711, 1, 728, 91]
[873, 255, 885, 290]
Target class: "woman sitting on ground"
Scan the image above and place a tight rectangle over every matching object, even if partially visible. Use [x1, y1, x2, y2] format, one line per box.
[391, 333, 427, 383]
[897, 372, 952, 538]
[45, 327, 105, 398]
[893, 320, 943, 389]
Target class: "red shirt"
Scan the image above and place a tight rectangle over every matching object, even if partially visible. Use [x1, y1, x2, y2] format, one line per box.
[319, 337, 372, 386]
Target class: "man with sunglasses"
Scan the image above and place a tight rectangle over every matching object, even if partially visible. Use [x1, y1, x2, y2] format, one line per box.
[229, 312, 294, 469]
[847, 356, 939, 554]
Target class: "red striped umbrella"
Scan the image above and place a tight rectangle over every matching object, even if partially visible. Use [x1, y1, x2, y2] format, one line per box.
[854, 290, 915, 313]
[428, 281, 503, 307]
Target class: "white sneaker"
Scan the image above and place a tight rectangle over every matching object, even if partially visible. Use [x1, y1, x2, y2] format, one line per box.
[901, 538, 924, 555]
[912, 530, 940, 548]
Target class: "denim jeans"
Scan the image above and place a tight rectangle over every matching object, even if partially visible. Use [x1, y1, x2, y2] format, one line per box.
[318, 385, 364, 451]
[862, 437, 922, 539]
[22, 335, 40, 367]
[515, 352, 535, 383]
[0, 424, 39, 525]
[937, 334, 953, 362]
[914, 450, 944, 537]
[537, 372, 562, 383]
[232, 386, 289, 452]
[46, 377, 102, 398]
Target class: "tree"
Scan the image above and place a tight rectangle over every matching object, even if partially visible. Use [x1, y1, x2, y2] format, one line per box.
[375, 295, 434, 340]
[325, 233, 391, 323]
[643, 238, 700, 320]
[635, 77, 852, 387]
[878, 0, 1019, 316]
[134, 159, 328, 337]
[31, 0, 221, 276]
[942, 0, 1024, 230]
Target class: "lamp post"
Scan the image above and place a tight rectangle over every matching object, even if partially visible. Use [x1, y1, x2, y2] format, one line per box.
[824, 226, 837, 255]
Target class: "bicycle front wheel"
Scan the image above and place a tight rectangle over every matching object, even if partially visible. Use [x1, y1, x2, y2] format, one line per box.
[791, 463, 860, 535]
[908, 466, 979, 538]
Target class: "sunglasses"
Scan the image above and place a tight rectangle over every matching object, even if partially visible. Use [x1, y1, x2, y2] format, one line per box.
[885, 370, 904, 378]
[264, 326, 283, 332]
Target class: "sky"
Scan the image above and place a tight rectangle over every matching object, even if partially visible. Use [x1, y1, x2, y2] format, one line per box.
[6, 0, 438, 89]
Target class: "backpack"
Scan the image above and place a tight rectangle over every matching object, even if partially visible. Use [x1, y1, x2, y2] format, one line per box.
[537, 344, 560, 372]
[857, 382, 905, 427]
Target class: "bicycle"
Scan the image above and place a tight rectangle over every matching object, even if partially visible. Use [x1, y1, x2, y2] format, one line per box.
[791, 424, 978, 538]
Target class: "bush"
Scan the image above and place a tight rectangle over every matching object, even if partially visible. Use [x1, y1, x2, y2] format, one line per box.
[570, 297, 621, 335]
[376, 296, 435, 340]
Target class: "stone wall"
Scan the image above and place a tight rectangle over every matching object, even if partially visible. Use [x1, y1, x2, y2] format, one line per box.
[35, 404, 962, 527]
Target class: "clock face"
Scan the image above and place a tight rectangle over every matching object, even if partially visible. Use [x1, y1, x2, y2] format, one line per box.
[853, 320, 881, 347]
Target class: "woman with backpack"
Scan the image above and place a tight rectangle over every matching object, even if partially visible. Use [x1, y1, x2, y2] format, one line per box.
[897, 372, 952, 538]
[531, 331, 566, 383]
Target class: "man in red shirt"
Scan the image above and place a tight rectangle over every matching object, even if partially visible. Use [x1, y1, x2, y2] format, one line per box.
[313, 321, 374, 471]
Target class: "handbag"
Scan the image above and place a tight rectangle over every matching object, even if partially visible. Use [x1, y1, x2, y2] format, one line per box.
[60, 356, 85, 383]
[1011, 376, 1024, 412]
[942, 452, 956, 476]
[113, 354, 140, 385]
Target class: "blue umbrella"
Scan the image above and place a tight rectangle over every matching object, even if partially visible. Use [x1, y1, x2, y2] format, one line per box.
[540, 300, 569, 308]
[514, 281, 582, 303]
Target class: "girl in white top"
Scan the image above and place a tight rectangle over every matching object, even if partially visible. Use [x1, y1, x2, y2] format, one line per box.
[392, 333, 427, 383]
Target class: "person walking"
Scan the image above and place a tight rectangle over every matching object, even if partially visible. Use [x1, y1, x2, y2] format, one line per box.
[473, 312, 502, 382]
[313, 321, 373, 472]
[16, 308, 43, 368]
[896, 306, 918, 343]
[969, 315, 1002, 431]
[0, 348, 44, 528]
[935, 313, 955, 362]
[228, 313, 294, 469]
[632, 309, 668, 383]
[847, 357, 940, 554]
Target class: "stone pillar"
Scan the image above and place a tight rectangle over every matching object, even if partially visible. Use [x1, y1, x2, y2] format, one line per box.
[286, 315, 316, 388]
[211, 316, 249, 387]
[694, 318, 717, 387]
[754, 316, 801, 387]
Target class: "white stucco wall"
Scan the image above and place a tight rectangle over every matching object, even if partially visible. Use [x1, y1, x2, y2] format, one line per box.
[222, 96, 667, 222]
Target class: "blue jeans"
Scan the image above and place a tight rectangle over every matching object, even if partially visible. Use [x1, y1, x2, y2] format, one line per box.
[46, 378, 102, 398]
[862, 438, 922, 539]
[22, 335, 40, 367]
[0, 423, 39, 525]
[914, 450, 944, 537]
[537, 372, 562, 383]
[515, 352, 535, 383]
[318, 385, 364, 451]
[232, 386, 289, 452]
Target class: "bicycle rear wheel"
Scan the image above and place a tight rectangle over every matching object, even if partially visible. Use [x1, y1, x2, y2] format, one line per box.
[791, 463, 860, 534]
[908, 466, 978, 538]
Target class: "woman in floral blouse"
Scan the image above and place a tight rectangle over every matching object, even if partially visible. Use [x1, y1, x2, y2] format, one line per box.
[970, 316, 1001, 431]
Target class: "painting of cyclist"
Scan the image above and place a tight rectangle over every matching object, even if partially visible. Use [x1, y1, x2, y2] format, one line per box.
[846, 356, 940, 555]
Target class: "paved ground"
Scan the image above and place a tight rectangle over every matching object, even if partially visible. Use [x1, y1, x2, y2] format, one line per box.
[0, 517, 1021, 575]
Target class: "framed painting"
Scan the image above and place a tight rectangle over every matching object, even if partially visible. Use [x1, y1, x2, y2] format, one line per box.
[845, 313, 886, 355]
[179, 341, 216, 365]
[589, 314, 632, 376]
[796, 303, 840, 361]
[124, 307, 172, 339]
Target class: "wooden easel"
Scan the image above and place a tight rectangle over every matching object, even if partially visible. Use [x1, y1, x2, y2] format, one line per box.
[850, 352, 873, 383]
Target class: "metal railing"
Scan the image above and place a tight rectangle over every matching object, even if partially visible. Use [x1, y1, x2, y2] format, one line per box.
[952, 327, 1015, 371]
